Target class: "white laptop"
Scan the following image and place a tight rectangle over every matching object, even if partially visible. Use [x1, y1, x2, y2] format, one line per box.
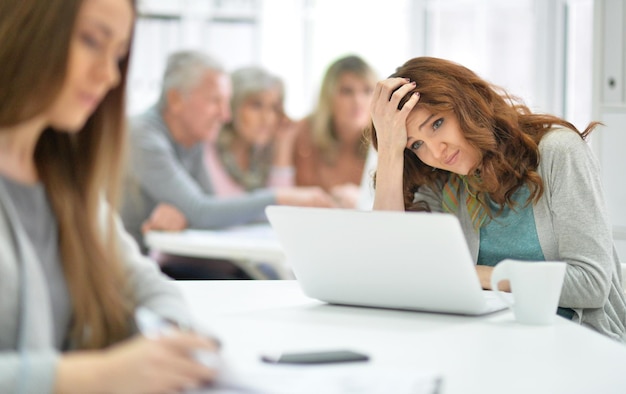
[265, 205, 508, 315]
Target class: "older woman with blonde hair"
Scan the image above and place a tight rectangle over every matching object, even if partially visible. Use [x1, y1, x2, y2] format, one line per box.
[206, 66, 299, 194]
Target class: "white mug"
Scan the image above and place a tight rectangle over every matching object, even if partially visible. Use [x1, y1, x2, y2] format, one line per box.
[491, 259, 566, 325]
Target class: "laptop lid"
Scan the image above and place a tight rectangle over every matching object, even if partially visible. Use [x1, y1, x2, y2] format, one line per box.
[265, 206, 493, 315]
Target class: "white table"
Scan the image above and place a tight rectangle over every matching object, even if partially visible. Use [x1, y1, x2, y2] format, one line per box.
[146, 224, 626, 289]
[145, 224, 292, 279]
[177, 280, 626, 394]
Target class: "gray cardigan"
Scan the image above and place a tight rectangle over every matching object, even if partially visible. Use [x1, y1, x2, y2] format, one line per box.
[417, 129, 626, 340]
[0, 182, 193, 394]
[121, 106, 276, 248]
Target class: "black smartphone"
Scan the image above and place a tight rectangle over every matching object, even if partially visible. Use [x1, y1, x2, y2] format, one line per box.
[260, 349, 370, 365]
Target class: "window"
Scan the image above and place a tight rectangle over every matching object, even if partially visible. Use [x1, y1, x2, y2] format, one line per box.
[128, 0, 592, 125]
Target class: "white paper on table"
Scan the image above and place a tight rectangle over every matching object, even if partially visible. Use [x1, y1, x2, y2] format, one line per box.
[190, 362, 443, 394]
[186, 223, 278, 241]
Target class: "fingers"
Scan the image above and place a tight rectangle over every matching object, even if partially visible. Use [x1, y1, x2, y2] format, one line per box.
[401, 91, 420, 115]
[330, 183, 360, 208]
[145, 204, 188, 232]
[157, 331, 220, 354]
[302, 189, 334, 208]
[100, 334, 220, 394]
[305, 188, 335, 208]
[370, 77, 421, 157]
[146, 359, 215, 393]
[370, 77, 419, 122]
[372, 77, 407, 102]
[391, 80, 417, 110]
[275, 187, 334, 207]
[151, 332, 220, 387]
[159, 351, 218, 389]
[371, 77, 416, 113]
[141, 220, 153, 234]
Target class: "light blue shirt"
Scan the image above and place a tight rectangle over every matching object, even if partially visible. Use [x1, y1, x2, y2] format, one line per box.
[477, 186, 544, 267]
[477, 185, 574, 319]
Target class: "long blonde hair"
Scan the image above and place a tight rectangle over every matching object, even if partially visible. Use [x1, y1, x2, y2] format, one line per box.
[309, 55, 377, 162]
[0, 0, 136, 349]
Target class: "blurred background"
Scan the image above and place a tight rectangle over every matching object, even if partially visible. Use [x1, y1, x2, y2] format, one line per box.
[129, 0, 626, 260]
[128, 0, 592, 129]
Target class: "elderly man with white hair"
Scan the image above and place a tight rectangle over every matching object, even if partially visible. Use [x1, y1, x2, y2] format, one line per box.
[121, 50, 333, 279]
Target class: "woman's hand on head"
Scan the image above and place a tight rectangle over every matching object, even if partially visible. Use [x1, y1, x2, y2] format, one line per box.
[275, 186, 337, 208]
[55, 331, 220, 394]
[142, 203, 188, 234]
[370, 77, 420, 157]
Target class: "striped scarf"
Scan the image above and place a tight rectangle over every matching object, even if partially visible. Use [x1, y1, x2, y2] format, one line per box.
[441, 175, 487, 230]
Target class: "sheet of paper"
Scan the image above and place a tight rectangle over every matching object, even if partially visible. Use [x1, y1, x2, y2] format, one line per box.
[190, 363, 443, 394]
[186, 223, 277, 240]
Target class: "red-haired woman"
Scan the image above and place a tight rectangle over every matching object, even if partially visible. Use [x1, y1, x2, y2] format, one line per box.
[370, 56, 626, 341]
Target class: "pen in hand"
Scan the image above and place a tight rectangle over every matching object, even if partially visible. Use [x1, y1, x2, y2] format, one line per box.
[134, 307, 222, 369]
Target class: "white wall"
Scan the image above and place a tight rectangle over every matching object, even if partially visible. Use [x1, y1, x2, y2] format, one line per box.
[128, 0, 590, 122]
[592, 0, 626, 261]
[128, 0, 261, 115]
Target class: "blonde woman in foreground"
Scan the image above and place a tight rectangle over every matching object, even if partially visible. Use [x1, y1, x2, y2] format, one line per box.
[0, 0, 219, 392]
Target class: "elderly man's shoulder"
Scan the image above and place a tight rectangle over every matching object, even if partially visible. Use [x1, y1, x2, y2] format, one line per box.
[128, 107, 173, 151]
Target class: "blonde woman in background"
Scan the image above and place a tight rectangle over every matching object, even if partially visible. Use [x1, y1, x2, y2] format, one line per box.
[0, 0, 218, 392]
[294, 55, 378, 208]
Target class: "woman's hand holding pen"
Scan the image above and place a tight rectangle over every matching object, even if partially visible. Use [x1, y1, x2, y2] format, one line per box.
[103, 333, 219, 393]
[54, 332, 219, 394]
[370, 77, 419, 158]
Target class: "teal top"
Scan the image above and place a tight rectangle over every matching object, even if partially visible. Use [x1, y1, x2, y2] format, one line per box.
[477, 186, 543, 267]
[416, 129, 626, 341]
[477, 186, 575, 319]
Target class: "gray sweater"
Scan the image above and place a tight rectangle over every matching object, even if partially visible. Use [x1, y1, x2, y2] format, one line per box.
[0, 181, 193, 394]
[121, 106, 276, 248]
[417, 129, 626, 341]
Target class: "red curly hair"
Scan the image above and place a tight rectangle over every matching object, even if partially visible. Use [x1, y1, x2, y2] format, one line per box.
[369, 57, 598, 215]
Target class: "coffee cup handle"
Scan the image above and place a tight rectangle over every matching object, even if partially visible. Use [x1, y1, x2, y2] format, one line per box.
[490, 260, 514, 309]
